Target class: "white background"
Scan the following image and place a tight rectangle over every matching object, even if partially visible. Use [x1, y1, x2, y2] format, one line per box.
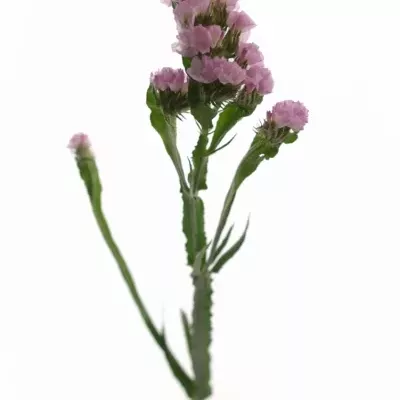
[1, 0, 400, 399]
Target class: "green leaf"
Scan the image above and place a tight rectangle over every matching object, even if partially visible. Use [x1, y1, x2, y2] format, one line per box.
[283, 132, 298, 144]
[146, 85, 159, 111]
[191, 264, 213, 399]
[209, 103, 246, 151]
[213, 224, 234, 261]
[191, 103, 217, 131]
[205, 134, 237, 156]
[188, 79, 203, 109]
[157, 329, 195, 397]
[182, 57, 192, 69]
[211, 218, 250, 274]
[180, 310, 193, 355]
[189, 133, 209, 190]
[234, 144, 265, 189]
[182, 193, 207, 266]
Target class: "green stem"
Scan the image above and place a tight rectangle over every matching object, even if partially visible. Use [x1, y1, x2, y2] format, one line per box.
[208, 143, 264, 264]
[81, 159, 194, 397]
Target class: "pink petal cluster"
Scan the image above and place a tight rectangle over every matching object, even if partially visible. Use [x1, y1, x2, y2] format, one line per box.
[269, 101, 309, 131]
[237, 42, 264, 66]
[245, 65, 273, 95]
[173, 24, 223, 57]
[151, 67, 188, 92]
[188, 56, 246, 85]
[227, 10, 256, 32]
[68, 133, 91, 153]
[174, 0, 211, 27]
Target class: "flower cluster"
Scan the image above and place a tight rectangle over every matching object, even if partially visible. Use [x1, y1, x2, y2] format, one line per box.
[152, 0, 274, 112]
[149, 67, 189, 115]
[254, 100, 309, 156]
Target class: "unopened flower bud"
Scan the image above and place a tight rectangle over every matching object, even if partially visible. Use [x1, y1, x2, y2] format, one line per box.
[68, 133, 93, 158]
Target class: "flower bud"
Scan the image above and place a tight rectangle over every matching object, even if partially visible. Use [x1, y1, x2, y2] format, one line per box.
[68, 133, 93, 159]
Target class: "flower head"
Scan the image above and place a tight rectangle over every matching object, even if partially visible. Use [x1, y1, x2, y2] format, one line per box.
[269, 101, 309, 131]
[173, 24, 223, 57]
[227, 10, 256, 32]
[68, 133, 92, 157]
[214, 59, 246, 85]
[237, 42, 264, 67]
[245, 65, 274, 95]
[187, 56, 245, 85]
[151, 67, 188, 92]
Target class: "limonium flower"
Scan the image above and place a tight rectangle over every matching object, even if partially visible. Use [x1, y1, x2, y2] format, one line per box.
[237, 42, 264, 67]
[173, 25, 223, 56]
[187, 55, 245, 85]
[227, 10, 256, 32]
[245, 65, 274, 95]
[151, 67, 188, 92]
[269, 100, 309, 131]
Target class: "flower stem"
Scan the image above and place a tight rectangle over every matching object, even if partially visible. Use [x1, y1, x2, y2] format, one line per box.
[77, 157, 195, 397]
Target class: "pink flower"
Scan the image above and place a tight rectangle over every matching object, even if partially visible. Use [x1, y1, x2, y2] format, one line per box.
[214, 59, 246, 85]
[227, 11, 256, 32]
[245, 65, 274, 95]
[237, 42, 264, 66]
[68, 133, 91, 155]
[173, 24, 223, 57]
[187, 56, 220, 83]
[187, 56, 245, 85]
[174, 0, 211, 27]
[269, 101, 309, 131]
[151, 67, 188, 92]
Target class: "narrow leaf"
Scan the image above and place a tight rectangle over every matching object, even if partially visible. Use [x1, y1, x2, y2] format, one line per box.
[190, 133, 209, 190]
[209, 103, 245, 151]
[180, 310, 193, 355]
[158, 329, 195, 397]
[205, 134, 237, 156]
[213, 224, 234, 262]
[211, 218, 250, 274]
